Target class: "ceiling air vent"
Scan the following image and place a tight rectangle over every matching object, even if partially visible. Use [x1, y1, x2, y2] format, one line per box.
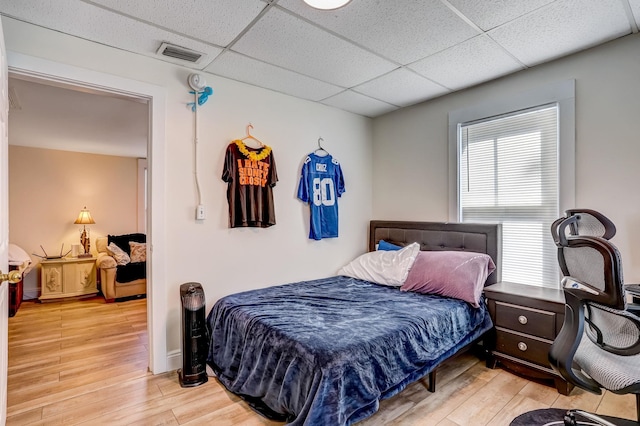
[157, 42, 204, 64]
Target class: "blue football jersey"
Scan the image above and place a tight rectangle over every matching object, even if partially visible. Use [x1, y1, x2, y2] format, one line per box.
[297, 154, 345, 240]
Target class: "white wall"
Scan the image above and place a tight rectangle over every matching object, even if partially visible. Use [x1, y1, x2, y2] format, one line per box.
[372, 33, 640, 283]
[2, 17, 373, 365]
[9, 146, 139, 299]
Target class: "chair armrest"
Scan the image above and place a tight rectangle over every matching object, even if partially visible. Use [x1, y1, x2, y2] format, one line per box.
[96, 253, 116, 269]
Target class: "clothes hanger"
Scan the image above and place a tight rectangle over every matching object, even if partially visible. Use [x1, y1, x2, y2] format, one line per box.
[314, 137, 329, 156]
[241, 123, 265, 148]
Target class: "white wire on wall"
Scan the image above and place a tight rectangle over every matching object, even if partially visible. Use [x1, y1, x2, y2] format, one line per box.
[187, 73, 212, 220]
[193, 88, 202, 206]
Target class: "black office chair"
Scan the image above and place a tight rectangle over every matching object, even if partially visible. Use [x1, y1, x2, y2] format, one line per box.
[548, 209, 640, 425]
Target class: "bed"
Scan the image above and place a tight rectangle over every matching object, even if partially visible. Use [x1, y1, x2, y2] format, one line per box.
[207, 221, 502, 425]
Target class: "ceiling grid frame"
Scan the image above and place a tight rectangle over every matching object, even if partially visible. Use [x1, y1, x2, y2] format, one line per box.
[1, 0, 637, 117]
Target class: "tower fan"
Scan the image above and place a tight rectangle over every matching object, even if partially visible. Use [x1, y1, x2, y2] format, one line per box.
[178, 282, 208, 387]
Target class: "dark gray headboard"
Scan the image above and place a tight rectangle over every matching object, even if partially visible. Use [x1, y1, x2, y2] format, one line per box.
[369, 221, 502, 285]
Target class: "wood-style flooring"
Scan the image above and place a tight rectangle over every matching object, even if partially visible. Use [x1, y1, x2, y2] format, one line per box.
[6, 297, 637, 425]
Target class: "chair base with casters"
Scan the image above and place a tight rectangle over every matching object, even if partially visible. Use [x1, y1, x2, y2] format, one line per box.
[510, 408, 638, 426]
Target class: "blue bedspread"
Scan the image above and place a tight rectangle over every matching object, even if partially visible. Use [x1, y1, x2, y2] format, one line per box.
[207, 276, 492, 425]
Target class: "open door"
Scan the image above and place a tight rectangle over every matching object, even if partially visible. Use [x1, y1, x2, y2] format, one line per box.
[0, 17, 9, 423]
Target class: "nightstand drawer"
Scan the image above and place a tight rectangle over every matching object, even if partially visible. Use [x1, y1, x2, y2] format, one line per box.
[495, 329, 552, 367]
[494, 301, 556, 340]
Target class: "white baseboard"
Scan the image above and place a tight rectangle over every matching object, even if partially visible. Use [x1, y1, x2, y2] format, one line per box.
[166, 349, 182, 372]
[23, 289, 39, 300]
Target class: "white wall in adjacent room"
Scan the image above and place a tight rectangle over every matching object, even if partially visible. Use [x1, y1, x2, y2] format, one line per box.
[9, 146, 139, 299]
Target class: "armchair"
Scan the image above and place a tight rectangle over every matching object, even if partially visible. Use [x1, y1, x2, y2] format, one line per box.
[548, 209, 640, 425]
[96, 233, 146, 302]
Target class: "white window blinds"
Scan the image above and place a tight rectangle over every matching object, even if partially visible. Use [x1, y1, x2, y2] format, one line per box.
[459, 104, 559, 287]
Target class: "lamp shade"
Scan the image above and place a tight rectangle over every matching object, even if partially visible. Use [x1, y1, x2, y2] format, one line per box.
[303, 0, 351, 10]
[74, 207, 95, 225]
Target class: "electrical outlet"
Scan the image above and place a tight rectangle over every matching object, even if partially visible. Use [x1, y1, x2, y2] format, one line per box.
[196, 204, 206, 220]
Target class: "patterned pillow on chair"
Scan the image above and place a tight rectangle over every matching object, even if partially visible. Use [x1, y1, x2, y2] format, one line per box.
[129, 242, 147, 263]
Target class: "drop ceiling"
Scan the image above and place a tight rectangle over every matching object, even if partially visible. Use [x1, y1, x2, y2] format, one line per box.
[2, 0, 639, 119]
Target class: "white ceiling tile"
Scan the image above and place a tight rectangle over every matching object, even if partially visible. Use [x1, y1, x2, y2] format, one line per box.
[447, 0, 556, 31]
[277, 0, 479, 64]
[354, 68, 449, 108]
[205, 51, 344, 102]
[322, 90, 398, 118]
[231, 8, 397, 87]
[0, 0, 223, 68]
[87, 0, 266, 47]
[409, 36, 524, 90]
[489, 0, 632, 66]
[1, 0, 637, 119]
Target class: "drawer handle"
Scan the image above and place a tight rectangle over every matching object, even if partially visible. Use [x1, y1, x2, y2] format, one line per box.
[518, 315, 528, 325]
[518, 342, 528, 351]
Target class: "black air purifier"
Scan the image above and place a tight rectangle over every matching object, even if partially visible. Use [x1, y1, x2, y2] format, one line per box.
[178, 282, 208, 387]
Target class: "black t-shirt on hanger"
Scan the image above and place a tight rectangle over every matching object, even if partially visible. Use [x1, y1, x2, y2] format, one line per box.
[222, 140, 278, 228]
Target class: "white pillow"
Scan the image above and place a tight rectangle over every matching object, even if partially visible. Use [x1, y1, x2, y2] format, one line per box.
[8, 243, 31, 266]
[337, 242, 420, 286]
[107, 242, 130, 266]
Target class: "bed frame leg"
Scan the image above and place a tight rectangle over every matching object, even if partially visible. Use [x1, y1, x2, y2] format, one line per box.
[428, 370, 436, 393]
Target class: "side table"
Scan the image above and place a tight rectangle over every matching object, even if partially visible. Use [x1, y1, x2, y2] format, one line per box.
[39, 257, 98, 301]
[484, 281, 572, 395]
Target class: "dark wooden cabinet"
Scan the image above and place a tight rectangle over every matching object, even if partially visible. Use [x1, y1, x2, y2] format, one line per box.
[484, 281, 573, 395]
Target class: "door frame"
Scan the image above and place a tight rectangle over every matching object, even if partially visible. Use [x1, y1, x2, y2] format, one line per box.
[7, 51, 168, 374]
[1, 17, 9, 424]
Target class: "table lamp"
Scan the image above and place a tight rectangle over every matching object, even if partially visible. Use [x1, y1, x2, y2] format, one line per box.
[74, 206, 95, 257]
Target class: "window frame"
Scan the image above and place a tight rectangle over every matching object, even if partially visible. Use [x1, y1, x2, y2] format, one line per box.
[448, 80, 575, 288]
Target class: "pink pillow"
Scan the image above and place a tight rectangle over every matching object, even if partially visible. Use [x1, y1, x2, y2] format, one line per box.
[400, 251, 496, 307]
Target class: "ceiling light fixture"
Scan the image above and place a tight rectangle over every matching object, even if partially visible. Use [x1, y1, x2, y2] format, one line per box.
[303, 0, 352, 10]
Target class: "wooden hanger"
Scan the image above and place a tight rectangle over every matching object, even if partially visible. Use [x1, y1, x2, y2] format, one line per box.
[314, 137, 329, 156]
[241, 123, 265, 147]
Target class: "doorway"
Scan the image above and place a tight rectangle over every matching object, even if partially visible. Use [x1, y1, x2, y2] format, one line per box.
[8, 75, 148, 303]
[7, 51, 167, 374]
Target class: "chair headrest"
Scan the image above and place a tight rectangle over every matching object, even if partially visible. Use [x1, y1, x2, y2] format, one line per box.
[551, 210, 626, 309]
[564, 209, 616, 239]
[551, 209, 616, 246]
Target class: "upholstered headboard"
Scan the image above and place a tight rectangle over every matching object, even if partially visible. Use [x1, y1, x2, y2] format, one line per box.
[369, 221, 502, 285]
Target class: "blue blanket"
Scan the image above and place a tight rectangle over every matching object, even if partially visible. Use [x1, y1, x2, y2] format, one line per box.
[207, 276, 492, 425]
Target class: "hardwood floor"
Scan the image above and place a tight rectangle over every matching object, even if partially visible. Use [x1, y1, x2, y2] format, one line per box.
[6, 298, 637, 425]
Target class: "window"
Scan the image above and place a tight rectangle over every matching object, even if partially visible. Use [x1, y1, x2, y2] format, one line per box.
[459, 105, 558, 286]
[448, 80, 575, 288]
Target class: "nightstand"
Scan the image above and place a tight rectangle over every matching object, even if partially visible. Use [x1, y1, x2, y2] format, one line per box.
[484, 281, 573, 395]
[39, 257, 98, 301]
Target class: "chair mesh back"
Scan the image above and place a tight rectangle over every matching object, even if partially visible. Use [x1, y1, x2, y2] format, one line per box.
[574, 212, 608, 237]
[563, 246, 606, 292]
